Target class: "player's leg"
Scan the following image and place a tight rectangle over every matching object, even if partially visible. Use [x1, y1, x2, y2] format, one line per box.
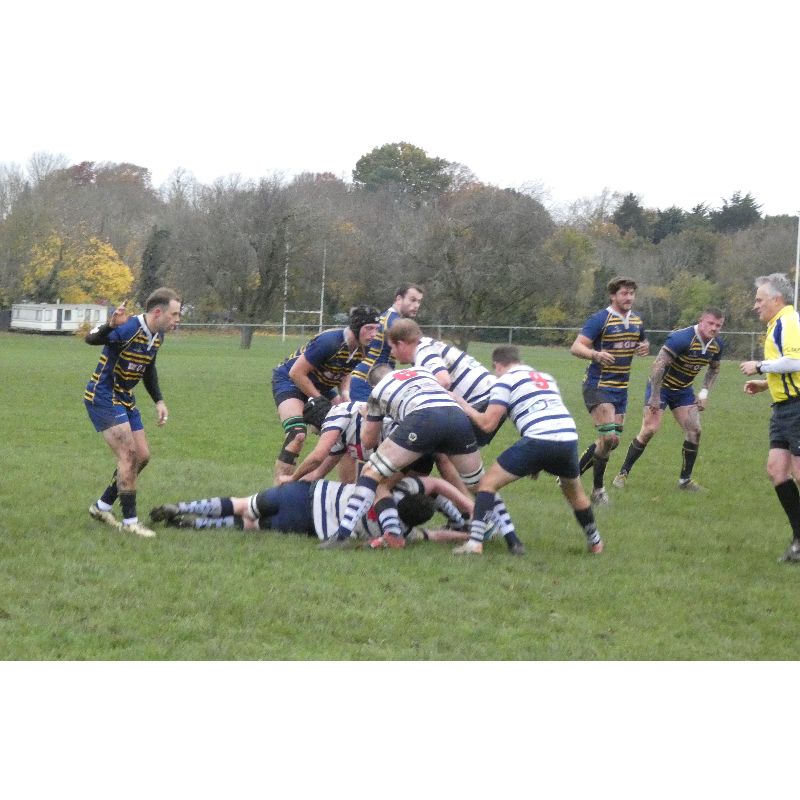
[450, 448, 523, 555]
[98, 421, 155, 537]
[614, 388, 664, 487]
[323, 439, 420, 546]
[273, 396, 307, 484]
[674, 402, 703, 489]
[586, 401, 618, 502]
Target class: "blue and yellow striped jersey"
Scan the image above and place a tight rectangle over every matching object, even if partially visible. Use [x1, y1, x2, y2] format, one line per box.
[274, 328, 362, 393]
[84, 315, 163, 409]
[580, 307, 646, 390]
[662, 325, 723, 390]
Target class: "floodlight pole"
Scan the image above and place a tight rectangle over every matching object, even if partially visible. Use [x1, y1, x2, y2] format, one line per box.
[319, 243, 327, 332]
[795, 212, 800, 310]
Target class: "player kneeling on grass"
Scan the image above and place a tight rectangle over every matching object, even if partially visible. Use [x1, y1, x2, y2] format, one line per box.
[149, 474, 474, 545]
[455, 345, 604, 555]
[319, 359, 524, 554]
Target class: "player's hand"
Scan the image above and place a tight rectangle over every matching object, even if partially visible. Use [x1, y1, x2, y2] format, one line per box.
[595, 350, 615, 365]
[740, 361, 760, 376]
[276, 474, 294, 485]
[744, 380, 768, 395]
[156, 400, 169, 426]
[109, 299, 129, 328]
[636, 341, 650, 357]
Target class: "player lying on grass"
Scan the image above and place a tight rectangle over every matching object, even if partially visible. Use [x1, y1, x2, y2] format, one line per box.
[319, 361, 523, 554]
[454, 345, 604, 555]
[149, 474, 475, 546]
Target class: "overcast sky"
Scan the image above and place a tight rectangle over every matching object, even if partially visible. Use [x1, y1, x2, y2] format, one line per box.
[4, 0, 798, 216]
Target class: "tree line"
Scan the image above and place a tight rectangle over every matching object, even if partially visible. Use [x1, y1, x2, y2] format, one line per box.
[1, 143, 796, 348]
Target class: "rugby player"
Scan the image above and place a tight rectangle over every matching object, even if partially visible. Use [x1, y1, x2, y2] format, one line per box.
[84, 288, 182, 537]
[613, 308, 724, 491]
[271, 305, 380, 483]
[345, 284, 423, 402]
[570, 276, 649, 505]
[455, 345, 604, 555]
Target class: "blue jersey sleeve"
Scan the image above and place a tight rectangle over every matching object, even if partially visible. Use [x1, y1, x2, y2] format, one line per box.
[302, 329, 345, 368]
[580, 310, 607, 344]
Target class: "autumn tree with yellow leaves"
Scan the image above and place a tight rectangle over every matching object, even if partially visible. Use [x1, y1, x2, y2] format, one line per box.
[22, 232, 133, 304]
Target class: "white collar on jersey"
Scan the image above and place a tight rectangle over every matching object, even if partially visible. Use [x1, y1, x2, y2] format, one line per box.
[693, 324, 716, 354]
[138, 314, 159, 351]
[606, 306, 634, 329]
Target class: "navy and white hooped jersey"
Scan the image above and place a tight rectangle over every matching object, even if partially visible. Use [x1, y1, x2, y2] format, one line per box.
[84, 314, 163, 409]
[311, 475, 425, 540]
[581, 307, 646, 390]
[320, 400, 378, 462]
[489, 365, 578, 442]
[661, 325, 723, 390]
[413, 337, 495, 406]
[367, 367, 459, 423]
[274, 328, 363, 393]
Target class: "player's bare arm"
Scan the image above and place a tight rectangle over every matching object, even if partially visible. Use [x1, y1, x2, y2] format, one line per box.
[288, 355, 323, 399]
[359, 418, 382, 451]
[646, 347, 673, 411]
[419, 476, 475, 517]
[697, 360, 721, 410]
[289, 429, 341, 482]
[570, 333, 615, 365]
[457, 398, 506, 434]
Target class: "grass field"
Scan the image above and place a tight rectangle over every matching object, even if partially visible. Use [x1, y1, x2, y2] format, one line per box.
[0, 329, 796, 660]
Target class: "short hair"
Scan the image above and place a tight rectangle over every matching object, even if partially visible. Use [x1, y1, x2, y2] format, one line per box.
[699, 306, 725, 320]
[367, 364, 392, 387]
[491, 345, 521, 366]
[607, 276, 637, 295]
[387, 318, 422, 345]
[395, 283, 424, 300]
[396, 493, 436, 527]
[755, 273, 794, 305]
[145, 287, 181, 312]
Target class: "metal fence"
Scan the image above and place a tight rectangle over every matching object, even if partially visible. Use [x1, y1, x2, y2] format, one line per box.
[175, 322, 763, 360]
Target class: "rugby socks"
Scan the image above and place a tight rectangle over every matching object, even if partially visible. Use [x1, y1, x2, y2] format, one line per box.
[578, 443, 596, 475]
[491, 494, 522, 548]
[119, 490, 137, 526]
[680, 441, 699, 482]
[99, 469, 119, 508]
[177, 497, 233, 517]
[620, 438, 647, 475]
[592, 455, 609, 490]
[433, 495, 467, 528]
[375, 497, 402, 538]
[334, 476, 378, 540]
[574, 506, 602, 547]
[187, 515, 239, 529]
[468, 491, 494, 543]
[774, 480, 800, 540]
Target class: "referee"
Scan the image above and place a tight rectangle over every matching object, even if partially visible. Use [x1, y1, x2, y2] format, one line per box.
[741, 273, 800, 562]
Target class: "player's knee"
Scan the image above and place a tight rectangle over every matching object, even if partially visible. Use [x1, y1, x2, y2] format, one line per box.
[368, 451, 398, 479]
[459, 465, 485, 489]
[278, 418, 306, 464]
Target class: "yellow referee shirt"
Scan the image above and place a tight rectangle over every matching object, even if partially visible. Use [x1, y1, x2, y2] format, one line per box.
[765, 305, 800, 402]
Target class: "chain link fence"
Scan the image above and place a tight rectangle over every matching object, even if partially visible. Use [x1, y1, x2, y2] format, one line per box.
[176, 322, 763, 360]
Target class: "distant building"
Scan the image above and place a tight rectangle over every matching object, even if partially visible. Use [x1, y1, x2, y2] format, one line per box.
[9, 302, 108, 333]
